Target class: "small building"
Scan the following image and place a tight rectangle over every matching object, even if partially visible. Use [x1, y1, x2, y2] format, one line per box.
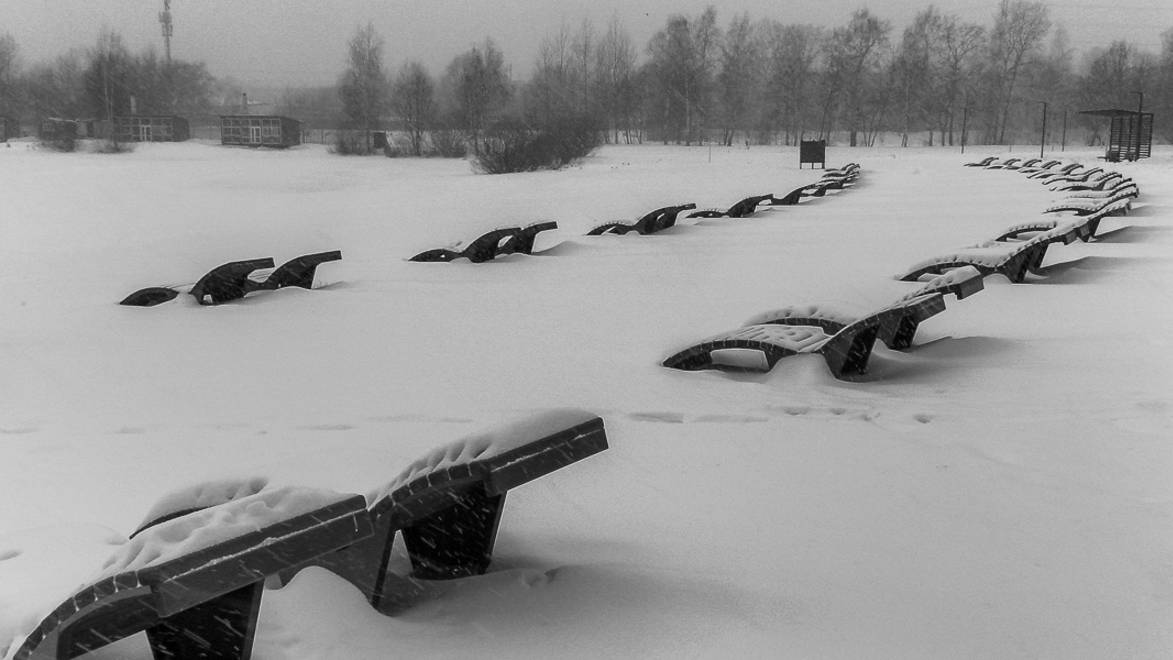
[1079, 108, 1153, 162]
[39, 118, 78, 141]
[1, 116, 18, 141]
[219, 115, 302, 148]
[113, 115, 190, 142]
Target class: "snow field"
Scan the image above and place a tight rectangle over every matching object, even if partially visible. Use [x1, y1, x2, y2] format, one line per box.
[1, 141, 1171, 659]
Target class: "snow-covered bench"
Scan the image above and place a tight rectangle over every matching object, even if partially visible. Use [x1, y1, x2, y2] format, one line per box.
[587, 204, 696, 235]
[964, 156, 997, 167]
[282, 408, 608, 614]
[506, 221, 559, 254]
[409, 223, 558, 262]
[687, 194, 775, 219]
[1053, 171, 1124, 192]
[744, 266, 985, 351]
[4, 411, 609, 658]
[1028, 162, 1081, 179]
[898, 231, 1061, 284]
[7, 487, 370, 660]
[1043, 189, 1135, 216]
[661, 307, 889, 379]
[1041, 166, 1104, 187]
[120, 251, 342, 307]
[985, 157, 1022, 169]
[998, 198, 1131, 243]
[1016, 159, 1062, 174]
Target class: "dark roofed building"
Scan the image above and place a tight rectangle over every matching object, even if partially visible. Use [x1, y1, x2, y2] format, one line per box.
[113, 115, 190, 142]
[1, 116, 18, 141]
[220, 115, 302, 148]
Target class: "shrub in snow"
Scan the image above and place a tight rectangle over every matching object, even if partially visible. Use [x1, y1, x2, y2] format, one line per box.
[473, 117, 601, 174]
[91, 138, 135, 154]
[427, 128, 467, 158]
[332, 131, 376, 155]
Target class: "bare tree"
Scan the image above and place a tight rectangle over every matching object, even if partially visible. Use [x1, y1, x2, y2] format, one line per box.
[823, 9, 890, 146]
[716, 13, 761, 146]
[391, 61, 436, 156]
[758, 22, 822, 145]
[891, 8, 937, 146]
[439, 39, 512, 152]
[526, 23, 578, 126]
[985, 0, 1050, 143]
[84, 29, 134, 120]
[646, 6, 720, 144]
[338, 22, 388, 153]
[930, 15, 985, 145]
[24, 51, 87, 120]
[0, 33, 19, 118]
[594, 15, 638, 143]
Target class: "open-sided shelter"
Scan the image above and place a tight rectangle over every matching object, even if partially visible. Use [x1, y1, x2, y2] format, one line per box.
[1079, 108, 1154, 162]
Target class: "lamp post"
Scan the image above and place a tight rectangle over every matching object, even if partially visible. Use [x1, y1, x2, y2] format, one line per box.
[1038, 101, 1047, 159]
[1131, 90, 1144, 161]
[960, 106, 969, 154]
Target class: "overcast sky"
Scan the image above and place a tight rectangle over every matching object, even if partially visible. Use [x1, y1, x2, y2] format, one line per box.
[3, 0, 1172, 90]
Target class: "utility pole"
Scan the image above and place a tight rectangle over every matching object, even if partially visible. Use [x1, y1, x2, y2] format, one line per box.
[1131, 90, 1143, 161]
[1061, 109, 1067, 152]
[1038, 101, 1047, 159]
[159, 0, 173, 66]
[960, 106, 969, 154]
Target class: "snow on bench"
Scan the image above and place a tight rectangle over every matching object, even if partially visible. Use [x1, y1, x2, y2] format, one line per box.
[278, 409, 608, 614]
[963, 156, 997, 167]
[409, 223, 558, 262]
[899, 232, 1058, 284]
[1044, 189, 1135, 216]
[1016, 159, 1062, 174]
[119, 251, 342, 307]
[1028, 162, 1081, 179]
[687, 194, 775, 219]
[742, 268, 983, 354]
[998, 200, 1130, 244]
[5, 410, 610, 658]
[587, 204, 696, 235]
[662, 303, 894, 380]
[7, 487, 368, 660]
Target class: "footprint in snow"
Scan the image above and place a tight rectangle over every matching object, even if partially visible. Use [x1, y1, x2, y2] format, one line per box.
[914, 413, 934, 424]
[627, 412, 685, 424]
[299, 423, 356, 432]
[0, 549, 21, 561]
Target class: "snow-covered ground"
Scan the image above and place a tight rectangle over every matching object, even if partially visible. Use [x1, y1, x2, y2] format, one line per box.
[1, 139, 1171, 659]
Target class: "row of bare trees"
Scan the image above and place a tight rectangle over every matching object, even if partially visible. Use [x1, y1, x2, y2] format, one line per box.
[3, 1, 1172, 149]
[0, 30, 215, 126]
[326, 1, 1173, 152]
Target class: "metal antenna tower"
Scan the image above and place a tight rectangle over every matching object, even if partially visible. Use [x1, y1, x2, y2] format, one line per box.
[159, 0, 173, 65]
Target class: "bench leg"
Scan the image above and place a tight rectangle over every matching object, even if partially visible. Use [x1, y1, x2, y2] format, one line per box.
[401, 485, 506, 580]
[145, 581, 263, 660]
[880, 316, 920, 350]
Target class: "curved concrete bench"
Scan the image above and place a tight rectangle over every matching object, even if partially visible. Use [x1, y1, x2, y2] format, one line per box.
[587, 204, 696, 235]
[742, 268, 983, 353]
[8, 487, 369, 660]
[662, 307, 891, 380]
[411, 224, 558, 262]
[283, 409, 609, 614]
[120, 252, 342, 307]
[687, 194, 774, 219]
[899, 233, 1056, 283]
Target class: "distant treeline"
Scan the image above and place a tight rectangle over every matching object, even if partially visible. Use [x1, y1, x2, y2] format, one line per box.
[2, 0, 1170, 148]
